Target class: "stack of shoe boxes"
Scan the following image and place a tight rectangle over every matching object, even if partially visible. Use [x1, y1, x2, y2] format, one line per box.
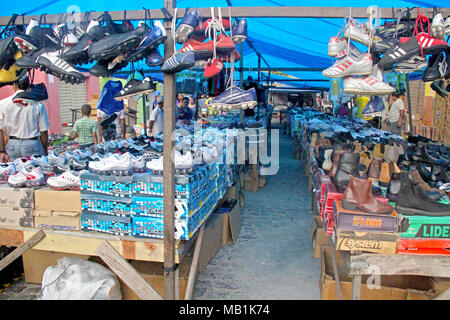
[80, 163, 231, 240]
[0, 185, 34, 228]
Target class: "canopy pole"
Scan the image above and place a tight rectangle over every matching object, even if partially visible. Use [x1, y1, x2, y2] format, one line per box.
[163, 0, 176, 301]
[240, 43, 244, 125]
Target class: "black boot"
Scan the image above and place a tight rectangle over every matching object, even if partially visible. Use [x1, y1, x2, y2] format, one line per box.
[387, 172, 443, 202]
[394, 172, 450, 216]
[409, 141, 448, 166]
[430, 165, 450, 184]
[331, 152, 360, 193]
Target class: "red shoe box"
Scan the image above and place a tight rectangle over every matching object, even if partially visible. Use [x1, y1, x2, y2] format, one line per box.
[397, 238, 450, 255]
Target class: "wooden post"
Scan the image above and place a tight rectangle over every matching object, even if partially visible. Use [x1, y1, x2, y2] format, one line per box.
[352, 275, 362, 300]
[163, 0, 177, 301]
[405, 77, 413, 135]
[0, 230, 45, 272]
[184, 224, 205, 300]
[329, 238, 342, 300]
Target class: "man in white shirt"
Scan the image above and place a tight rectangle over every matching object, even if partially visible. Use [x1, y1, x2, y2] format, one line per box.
[385, 93, 405, 136]
[149, 96, 164, 137]
[0, 77, 49, 162]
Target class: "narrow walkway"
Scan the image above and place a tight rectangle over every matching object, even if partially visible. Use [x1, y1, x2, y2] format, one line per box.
[193, 124, 321, 299]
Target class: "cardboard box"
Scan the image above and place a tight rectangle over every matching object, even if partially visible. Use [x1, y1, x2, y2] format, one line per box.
[0, 207, 33, 227]
[22, 249, 89, 284]
[197, 212, 224, 272]
[0, 185, 34, 209]
[311, 215, 329, 259]
[320, 247, 435, 300]
[336, 230, 398, 255]
[217, 199, 240, 246]
[34, 210, 80, 231]
[431, 277, 450, 296]
[224, 180, 241, 202]
[34, 188, 81, 212]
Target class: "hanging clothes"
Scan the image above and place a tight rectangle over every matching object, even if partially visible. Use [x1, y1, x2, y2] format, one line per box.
[96, 80, 125, 115]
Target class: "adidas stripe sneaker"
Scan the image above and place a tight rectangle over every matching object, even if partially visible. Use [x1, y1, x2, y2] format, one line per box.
[322, 52, 372, 78]
[343, 67, 395, 96]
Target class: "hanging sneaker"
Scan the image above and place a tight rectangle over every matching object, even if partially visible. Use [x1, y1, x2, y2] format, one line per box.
[145, 49, 164, 67]
[327, 36, 362, 58]
[0, 37, 20, 69]
[422, 52, 447, 82]
[53, 24, 79, 47]
[12, 83, 48, 105]
[161, 51, 195, 73]
[114, 77, 155, 100]
[445, 17, 450, 35]
[231, 18, 247, 44]
[375, 23, 415, 41]
[175, 10, 201, 44]
[377, 37, 421, 70]
[216, 33, 235, 53]
[393, 55, 428, 73]
[0, 60, 27, 88]
[0, 163, 17, 182]
[204, 58, 224, 78]
[8, 164, 45, 188]
[322, 52, 372, 78]
[193, 17, 231, 35]
[430, 79, 448, 98]
[129, 21, 166, 62]
[343, 18, 374, 46]
[416, 32, 449, 56]
[209, 86, 257, 111]
[343, 67, 395, 96]
[431, 13, 446, 41]
[14, 19, 60, 52]
[89, 57, 128, 77]
[47, 170, 84, 191]
[177, 38, 214, 61]
[35, 50, 85, 84]
[372, 37, 399, 55]
[362, 96, 386, 116]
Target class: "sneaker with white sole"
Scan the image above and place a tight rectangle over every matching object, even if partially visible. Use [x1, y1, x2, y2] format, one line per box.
[343, 67, 395, 96]
[175, 10, 201, 44]
[161, 51, 195, 73]
[8, 165, 45, 188]
[0, 163, 17, 182]
[327, 36, 362, 58]
[88, 152, 133, 176]
[209, 86, 257, 111]
[393, 55, 428, 73]
[36, 50, 85, 84]
[47, 170, 85, 191]
[130, 154, 146, 173]
[431, 13, 446, 41]
[343, 18, 374, 46]
[322, 52, 372, 78]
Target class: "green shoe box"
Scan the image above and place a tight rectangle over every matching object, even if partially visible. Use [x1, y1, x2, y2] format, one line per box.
[399, 215, 450, 239]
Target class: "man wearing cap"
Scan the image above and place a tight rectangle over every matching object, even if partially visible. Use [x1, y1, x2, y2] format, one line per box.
[0, 76, 49, 163]
[149, 96, 164, 137]
[153, 91, 161, 109]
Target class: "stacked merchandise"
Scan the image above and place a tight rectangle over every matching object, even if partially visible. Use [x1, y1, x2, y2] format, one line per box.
[293, 107, 450, 255]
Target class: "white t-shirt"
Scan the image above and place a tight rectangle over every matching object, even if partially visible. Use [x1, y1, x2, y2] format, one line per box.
[97, 109, 125, 139]
[149, 106, 163, 136]
[0, 92, 50, 139]
[387, 98, 405, 123]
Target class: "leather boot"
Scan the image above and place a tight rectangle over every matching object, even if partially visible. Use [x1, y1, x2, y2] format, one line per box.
[384, 145, 400, 163]
[368, 159, 382, 179]
[410, 141, 448, 166]
[387, 172, 442, 202]
[411, 169, 446, 199]
[379, 162, 392, 187]
[373, 143, 384, 158]
[430, 165, 450, 184]
[329, 150, 346, 177]
[332, 152, 360, 193]
[394, 172, 450, 216]
[342, 176, 393, 214]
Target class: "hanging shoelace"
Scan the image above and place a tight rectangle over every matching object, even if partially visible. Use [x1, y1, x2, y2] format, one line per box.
[413, 8, 431, 57]
[171, 7, 178, 54]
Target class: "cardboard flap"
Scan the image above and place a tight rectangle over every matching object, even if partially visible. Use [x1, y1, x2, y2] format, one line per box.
[229, 203, 241, 243]
[34, 210, 52, 217]
[53, 211, 80, 217]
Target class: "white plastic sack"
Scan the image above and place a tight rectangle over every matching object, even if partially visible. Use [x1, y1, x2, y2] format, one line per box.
[39, 257, 122, 300]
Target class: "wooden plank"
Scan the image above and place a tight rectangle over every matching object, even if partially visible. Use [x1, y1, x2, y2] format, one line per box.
[184, 224, 205, 300]
[0, 228, 24, 247]
[0, 7, 446, 25]
[329, 238, 343, 300]
[0, 230, 45, 272]
[350, 254, 450, 278]
[96, 241, 164, 300]
[352, 275, 362, 300]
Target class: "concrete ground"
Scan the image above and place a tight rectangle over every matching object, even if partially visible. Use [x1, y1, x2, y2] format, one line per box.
[0, 121, 320, 300]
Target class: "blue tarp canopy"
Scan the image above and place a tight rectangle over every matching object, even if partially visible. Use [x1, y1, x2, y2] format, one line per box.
[1, 0, 448, 88]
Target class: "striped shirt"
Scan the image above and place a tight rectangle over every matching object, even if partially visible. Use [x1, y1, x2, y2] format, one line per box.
[73, 117, 98, 145]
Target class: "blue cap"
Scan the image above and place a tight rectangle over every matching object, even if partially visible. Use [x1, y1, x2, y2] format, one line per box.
[154, 91, 161, 96]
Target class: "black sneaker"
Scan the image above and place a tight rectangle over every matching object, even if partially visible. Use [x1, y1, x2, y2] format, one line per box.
[372, 37, 399, 55]
[430, 79, 448, 98]
[0, 36, 20, 69]
[16, 19, 61, 51]
[128, 21, 166, 62]
[89, 57, 128, 77]
[377, 37, 421, 70]
[15, 47, 51, 69]
[88, 27, 144, 61]
[114, 77, 155, 100]
[35, 50, 85, 84]
[375, 23, 415, 40]
[423, 52, 447, 82]
[12, 83, 48, 105]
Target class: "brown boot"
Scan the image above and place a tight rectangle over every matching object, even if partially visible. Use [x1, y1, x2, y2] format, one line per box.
[368, 159, 382, 179]
[411, 169, 446, 196]
[329, 149, 346, 177]
[342, 176, 393, 215]
[379, 162, 392, 187]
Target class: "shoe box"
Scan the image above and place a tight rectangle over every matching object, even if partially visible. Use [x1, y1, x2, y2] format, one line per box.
[80, 173, 133, 198]
[319, 247, 436, 300]
[34, 210, 80, 231]
[0, 185, 34, 227]
[81, 211, 132, 236]
[81, 193, 133, 217]
[311, 215, 330, 259]
[214, 199, 240, 246]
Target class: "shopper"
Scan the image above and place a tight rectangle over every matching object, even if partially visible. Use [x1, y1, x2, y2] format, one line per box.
[188, 96, 197, 120]
[176, 96, 193, 123]
[72, 104, 98, 148]
[149, 96, 164, 136]
[0, 76, 49, 162]
[96, 80, 126, 141]
[385, 92, 405, 136]
[153, 91, 161, 109]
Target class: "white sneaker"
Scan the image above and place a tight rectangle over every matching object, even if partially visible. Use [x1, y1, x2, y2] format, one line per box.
[328, 36, 362, 58]
[343, 18, 373, 46]
[175, 151, 194, 170]
[12, 157, 35, 171]
[48, 151, 66, 166]
[129, 154, 146, 173]
[88, 153, 133, 175]
[445, 17, 450, 35]
[0, 163, 17, 181]
[431, 13, 446, 40]
[8, 165, 45, 188]
[322, 52, 372, 78]
[202, 146, 219, 164]
[74, 149, 93, 160]
[47, 170, 84, 190]
[146, 156, 163, 172]
[343, 67, 395, 96]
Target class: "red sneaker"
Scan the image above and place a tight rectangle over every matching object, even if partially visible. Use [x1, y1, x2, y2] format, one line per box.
[216, 33, 235, 52]
[415, 32, 449, 55]
[177, 38, 214, 60]
[204, 58, 224, 78]
[194, 18, 231, 33]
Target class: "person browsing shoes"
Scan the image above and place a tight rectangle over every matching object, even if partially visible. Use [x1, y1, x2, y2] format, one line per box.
[385, 92, 405, 136]
[72, 104, 98, 148]
[149, 96, 164, 137]
[0, 76, 49, 163]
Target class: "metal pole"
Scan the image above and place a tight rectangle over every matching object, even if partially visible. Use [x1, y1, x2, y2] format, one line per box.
[163, 0, 176, 300]
[239, 43, 244, 125]
[142, 94, 147, 136]
[405, 77, 413, 136]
